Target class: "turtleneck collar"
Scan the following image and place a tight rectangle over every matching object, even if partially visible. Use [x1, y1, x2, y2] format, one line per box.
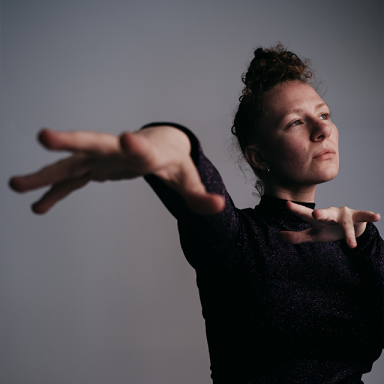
[255, 195, 316, 226]
[259, 195, 315, 209]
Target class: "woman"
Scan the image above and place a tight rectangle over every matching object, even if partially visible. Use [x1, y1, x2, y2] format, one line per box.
[10, 45, 383, 383]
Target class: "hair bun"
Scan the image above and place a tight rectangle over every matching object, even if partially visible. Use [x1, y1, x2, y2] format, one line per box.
[241, 43, 312, 102]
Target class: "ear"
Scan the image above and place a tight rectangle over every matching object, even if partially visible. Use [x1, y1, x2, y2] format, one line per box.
[244, 145, 269, 171]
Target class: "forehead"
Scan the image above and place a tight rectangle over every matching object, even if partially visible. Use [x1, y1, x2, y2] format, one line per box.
[262, 81, 324, 123]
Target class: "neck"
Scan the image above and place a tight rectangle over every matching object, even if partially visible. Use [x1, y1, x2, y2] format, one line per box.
[263, 183, 316, 203]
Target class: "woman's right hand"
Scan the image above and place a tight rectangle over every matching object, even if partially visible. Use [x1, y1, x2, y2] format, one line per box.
[9, 126, 225, 215]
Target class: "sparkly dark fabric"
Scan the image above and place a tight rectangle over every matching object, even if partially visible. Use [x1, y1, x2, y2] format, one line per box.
[143, 123, 384, 384]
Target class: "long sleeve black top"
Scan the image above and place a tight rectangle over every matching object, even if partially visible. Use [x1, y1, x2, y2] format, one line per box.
[143, 123, 384, 384]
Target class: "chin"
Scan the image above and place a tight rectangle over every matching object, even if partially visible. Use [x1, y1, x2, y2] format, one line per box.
[308, 160, 339, 184]
[312, 168, 339, 185]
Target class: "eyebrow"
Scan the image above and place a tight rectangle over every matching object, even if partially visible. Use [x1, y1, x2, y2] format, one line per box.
[283, 102, 329, 117]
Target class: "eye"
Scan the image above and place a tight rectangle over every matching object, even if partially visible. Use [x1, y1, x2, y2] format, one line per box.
[319, 113, 331, 120]
[289, 119, 301, 127]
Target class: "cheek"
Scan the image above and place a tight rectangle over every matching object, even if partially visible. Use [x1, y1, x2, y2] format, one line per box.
[271, 137, 307, 168]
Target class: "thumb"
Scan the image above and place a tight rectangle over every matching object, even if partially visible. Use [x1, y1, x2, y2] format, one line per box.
[278, 229, 312, 244]
[170, 155, 225, 215]
[183, 191, 225, 215]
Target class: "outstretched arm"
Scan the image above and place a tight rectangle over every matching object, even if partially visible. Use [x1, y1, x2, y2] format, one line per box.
[279, 201, 381, 249]
[9, 126, 225, 215]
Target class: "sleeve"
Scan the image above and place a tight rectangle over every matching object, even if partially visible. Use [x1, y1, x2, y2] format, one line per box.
[142, 122, 242, 273]
[344, 222, 384, 348]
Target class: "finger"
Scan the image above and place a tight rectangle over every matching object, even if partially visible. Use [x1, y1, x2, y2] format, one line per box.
[352, 210, 381, 223]
[39, 129, 120, 154]
[312, 206, 341, 222]
[313, 207, 381, 224]
[338, 216, 357, 249]
[9, 154, 90, 192]
[285, 201, 318, 225]
[278, 228, 313, 244]
[32, 176, 90, 214]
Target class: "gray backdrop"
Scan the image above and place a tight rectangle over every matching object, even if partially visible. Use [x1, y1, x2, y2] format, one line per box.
[1, 0, 383, 383]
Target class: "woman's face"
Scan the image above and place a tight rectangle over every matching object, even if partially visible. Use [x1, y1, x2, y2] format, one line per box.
[256, 81, 339, 191]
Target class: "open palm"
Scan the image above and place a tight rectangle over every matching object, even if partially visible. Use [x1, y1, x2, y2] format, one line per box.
[9, 127, 225, 215]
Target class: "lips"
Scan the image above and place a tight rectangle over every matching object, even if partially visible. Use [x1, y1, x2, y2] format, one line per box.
[313, 148, 336, 159]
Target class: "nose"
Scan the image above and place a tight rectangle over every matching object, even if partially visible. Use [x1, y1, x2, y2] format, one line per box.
[310, 119, 331, 142]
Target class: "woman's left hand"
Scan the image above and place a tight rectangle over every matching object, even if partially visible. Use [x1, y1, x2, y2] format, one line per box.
[278, 201, 381, 249]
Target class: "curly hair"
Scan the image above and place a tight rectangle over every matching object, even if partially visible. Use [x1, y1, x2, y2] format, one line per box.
[231, 43, 313, 196]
